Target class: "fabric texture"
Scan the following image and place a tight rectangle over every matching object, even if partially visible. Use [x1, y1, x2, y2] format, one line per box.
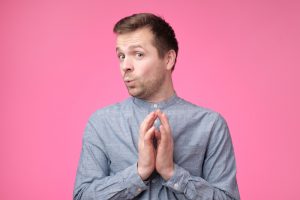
[74, 94, 240, 199]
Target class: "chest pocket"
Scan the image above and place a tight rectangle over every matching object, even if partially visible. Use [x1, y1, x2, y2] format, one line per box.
[173, 145, 205, 176]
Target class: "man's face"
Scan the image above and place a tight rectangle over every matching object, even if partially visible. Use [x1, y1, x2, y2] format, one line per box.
[116, 27, 169, 100]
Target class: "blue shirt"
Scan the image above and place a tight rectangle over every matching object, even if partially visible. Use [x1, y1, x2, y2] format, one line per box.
[74, 94, 240, 199]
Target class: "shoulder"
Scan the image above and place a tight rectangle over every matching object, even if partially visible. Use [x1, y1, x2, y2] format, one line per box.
[172, 97, 230, 133]
[175, 97, 223, 121]
[178, 98, 232, 140]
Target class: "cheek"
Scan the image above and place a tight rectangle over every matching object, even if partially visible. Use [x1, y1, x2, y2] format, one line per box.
[120, 68, 125, 76]
[135, 61, 152, 76]
[119, 63, 124, 74]
[135, 58, 163, 80]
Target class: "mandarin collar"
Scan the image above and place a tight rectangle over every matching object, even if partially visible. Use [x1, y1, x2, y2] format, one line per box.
[132, 93, 179, 111]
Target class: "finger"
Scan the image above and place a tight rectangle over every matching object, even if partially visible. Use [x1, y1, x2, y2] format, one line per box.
[144, 126, 156, 145]
[140, 112, 156, 135]
[141, 112, 154, 128]
[145, 112, 157, 131]
[140, 112, 153, 140]
[156, 111, 171, 131]
[159, 124, 168, 143]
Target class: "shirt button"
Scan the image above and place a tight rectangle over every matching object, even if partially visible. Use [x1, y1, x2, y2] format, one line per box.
[137, 188, 142, 193]
[174, 183, 179, 190]
[153, 104, 158, 108]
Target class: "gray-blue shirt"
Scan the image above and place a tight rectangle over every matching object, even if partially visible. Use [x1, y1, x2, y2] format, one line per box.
[74, 94, 240, 199]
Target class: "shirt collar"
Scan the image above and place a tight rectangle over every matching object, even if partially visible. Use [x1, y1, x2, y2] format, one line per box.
[132, 92, 179, 111]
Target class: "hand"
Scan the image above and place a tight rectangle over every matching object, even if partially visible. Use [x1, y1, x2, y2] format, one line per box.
[137, 111, 157, 180]
[155, 110, 174, 180]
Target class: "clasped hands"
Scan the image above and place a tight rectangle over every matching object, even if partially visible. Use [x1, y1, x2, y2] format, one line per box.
[137, 110, 174, 181]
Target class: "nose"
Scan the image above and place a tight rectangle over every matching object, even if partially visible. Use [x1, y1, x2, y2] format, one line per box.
[121, 57, 134, 72]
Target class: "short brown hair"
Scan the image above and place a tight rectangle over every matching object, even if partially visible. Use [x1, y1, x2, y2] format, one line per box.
[113, 13, 179, 70]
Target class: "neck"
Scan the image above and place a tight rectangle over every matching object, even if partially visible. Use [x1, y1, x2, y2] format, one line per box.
[146, 88, 175, 103]
[144, 76, 175, 103]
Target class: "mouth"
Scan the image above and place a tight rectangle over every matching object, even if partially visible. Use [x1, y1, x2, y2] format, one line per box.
[124, 79, 135, 87]
[123, 74, 136, 86]
[124, 76, 134, 82]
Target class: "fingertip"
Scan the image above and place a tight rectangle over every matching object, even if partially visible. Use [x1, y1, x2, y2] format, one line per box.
[159, 125, 164, 132]
[144, 126, 155, 139]
[149, 111, 156, 120]
[162, 112, 168, 118]
[156, 110, 162, 118]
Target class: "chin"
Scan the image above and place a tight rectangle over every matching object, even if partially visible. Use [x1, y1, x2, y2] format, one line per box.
[127, 88, 140, 97]
[128, 89, 146, 99]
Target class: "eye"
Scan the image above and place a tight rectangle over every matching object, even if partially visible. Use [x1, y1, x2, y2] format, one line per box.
[136, 52, 144, 59]
[117, 53, 125, 61]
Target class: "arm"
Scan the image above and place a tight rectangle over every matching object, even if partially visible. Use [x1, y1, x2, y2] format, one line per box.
[73, 121, 148, 200]
[157, 113, 240, 200]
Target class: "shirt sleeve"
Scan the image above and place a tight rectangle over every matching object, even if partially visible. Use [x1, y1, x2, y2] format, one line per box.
[162, 114, 240, 200]
[73, 120, 148, 200]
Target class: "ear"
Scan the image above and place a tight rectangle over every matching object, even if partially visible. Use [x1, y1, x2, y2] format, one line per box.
[165, 50, 176, 71]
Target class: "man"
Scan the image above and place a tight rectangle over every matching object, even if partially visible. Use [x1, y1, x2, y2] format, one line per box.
[74, 13, 240, 200]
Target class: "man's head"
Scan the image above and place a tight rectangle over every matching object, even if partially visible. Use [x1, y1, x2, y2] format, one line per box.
[113, 13, 179, 71]
[114, 13, 178, 102]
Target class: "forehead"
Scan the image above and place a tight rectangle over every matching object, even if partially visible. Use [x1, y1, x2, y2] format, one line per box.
[116, 27, 155, 51]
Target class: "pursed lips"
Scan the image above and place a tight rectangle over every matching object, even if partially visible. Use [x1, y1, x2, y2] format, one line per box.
[124, 77, 136, 86]
[123, 75, 134, 82]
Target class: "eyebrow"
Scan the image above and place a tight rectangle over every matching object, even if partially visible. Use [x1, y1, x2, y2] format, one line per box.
[116, 45, 144, 52]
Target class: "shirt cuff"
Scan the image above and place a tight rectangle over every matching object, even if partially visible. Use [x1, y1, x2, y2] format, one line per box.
[121, 163, 149, 198]
[162, 163, 190, 193]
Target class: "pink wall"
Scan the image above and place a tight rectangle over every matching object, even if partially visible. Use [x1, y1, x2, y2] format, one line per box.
[1, 0, 299, 199]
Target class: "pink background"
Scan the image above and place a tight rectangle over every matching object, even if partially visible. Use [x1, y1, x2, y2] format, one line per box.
[1, 0, 299, 199]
